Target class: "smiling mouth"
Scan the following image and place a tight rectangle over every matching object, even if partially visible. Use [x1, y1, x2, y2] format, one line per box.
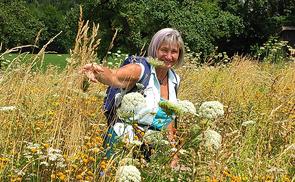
[164, 61, 174, 65]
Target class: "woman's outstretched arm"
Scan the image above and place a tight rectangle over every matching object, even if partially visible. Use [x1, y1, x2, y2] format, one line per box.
[80, 63, 142, 89]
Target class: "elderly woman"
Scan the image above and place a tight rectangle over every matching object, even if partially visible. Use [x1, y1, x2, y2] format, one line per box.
[81, 28, 184, 168]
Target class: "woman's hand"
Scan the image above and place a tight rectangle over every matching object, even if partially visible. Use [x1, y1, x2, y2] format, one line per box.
[80, 63, 104, 83]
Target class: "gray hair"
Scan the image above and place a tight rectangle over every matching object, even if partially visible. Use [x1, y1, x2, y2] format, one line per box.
[147, 28, 185, 67]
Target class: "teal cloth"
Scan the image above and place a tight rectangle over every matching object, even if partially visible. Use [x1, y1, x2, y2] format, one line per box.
[152, 99, 174, 130]
[103, 127, 118, 159]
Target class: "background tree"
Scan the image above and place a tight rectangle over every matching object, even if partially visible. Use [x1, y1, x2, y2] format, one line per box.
[0, 0, 44, 50]
[218, 0, 295, 54]
[80, 0, 243, 58]
[1, 0, 295, 59]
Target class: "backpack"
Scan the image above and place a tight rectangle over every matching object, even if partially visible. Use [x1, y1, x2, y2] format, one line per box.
[102, 55, 180, 126]
[103, 55, 151, 126]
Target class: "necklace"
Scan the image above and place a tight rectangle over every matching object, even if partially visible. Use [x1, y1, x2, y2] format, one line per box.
[158, 73, 168, 85]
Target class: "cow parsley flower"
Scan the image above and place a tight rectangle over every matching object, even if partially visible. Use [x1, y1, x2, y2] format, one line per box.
[177, 100, 196, 115]
[115, 165, 141, 182]
[119, 158, 140, 166]
[159, 99, 196, 116]
[203, 129, 222, 150]
[117, 92, 147, 121]
[198, 101, 224, 119]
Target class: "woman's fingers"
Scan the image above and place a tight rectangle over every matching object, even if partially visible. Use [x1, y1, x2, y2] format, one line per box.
[80, 63, 103, 73]
[85, 71, 98, 83]
[80, 63, 104, 83]
[79, 64, 92, 74]
[92, 63, 104, 73]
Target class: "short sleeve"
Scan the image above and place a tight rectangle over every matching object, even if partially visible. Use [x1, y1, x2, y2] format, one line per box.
[136, 63, 145, 82]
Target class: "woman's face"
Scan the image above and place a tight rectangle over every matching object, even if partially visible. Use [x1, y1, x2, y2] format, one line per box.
[156, 42, 179, 69]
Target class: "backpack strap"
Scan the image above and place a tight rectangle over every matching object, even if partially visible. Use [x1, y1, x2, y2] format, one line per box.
[137, 57, 151, 88]
[126, 56, 151, 93]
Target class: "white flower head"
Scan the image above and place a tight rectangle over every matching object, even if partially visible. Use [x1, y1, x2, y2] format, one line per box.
[179, 149, 188, 155]
[203, 129, 222, 150]
[159, 99, 196, 116]
[26, 143, 43, 155]
[198, 101, 224, 119]
[170, 147, 177, 152]
[119, 158, 140, 166]
[14, 169, 25, 176]
[40, 161, 49, 167]
[46, 147, 66, 168]
[115, 165, 141, 182]
[117, 92, 147, 121]
[177, 100, 196, 115]
[242, 120, 256, 126]
[0, 106, 17, 111]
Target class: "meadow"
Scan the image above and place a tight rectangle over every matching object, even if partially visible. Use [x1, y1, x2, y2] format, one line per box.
[0, 17, 294, 182]
[1, 53, 68, 71]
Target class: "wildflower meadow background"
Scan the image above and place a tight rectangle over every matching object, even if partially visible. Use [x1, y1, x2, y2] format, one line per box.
[0, 11, 294, 182]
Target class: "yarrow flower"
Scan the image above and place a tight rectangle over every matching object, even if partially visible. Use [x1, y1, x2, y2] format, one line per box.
[115, 165, 141, 182]
[47, 147, 66, 168]
[242, 120, 256, 126]
[117, 92, 147, 121]
[203, 129, 222, 150]
[25, 143, 43, 156]
[198, 101, 224, 119]
[0, 106, 17, 111]
[47, 148, 62, 161]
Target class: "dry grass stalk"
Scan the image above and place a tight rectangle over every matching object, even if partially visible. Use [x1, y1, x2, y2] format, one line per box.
[67, 6, 101, 71]
[102, 28, 118, 65]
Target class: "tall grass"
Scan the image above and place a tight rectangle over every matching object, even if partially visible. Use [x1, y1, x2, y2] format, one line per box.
[177, 57, 294, 181]
[0, 10, 294, 182]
